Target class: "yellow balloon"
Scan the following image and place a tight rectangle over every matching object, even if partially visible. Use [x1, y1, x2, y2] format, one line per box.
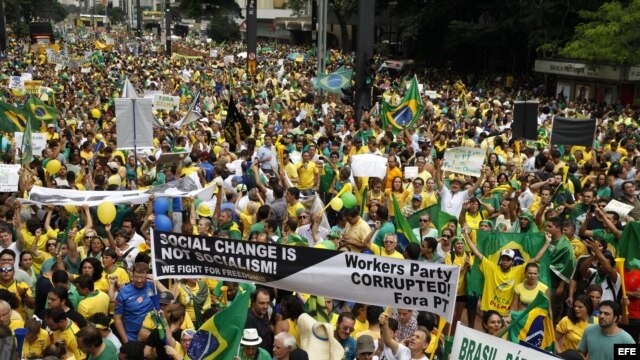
[97, 202, 117, 224]
[11, 88, 27, 97]
[63, 205, 78, 214]
[91, 109, 101, 119]
[45, 160, 61, 174]
[330, 197, 344, 211]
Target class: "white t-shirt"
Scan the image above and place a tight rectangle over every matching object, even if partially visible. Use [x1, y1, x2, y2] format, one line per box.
[380, 343, 425, 360]
[588, 268, 622, 302]
[439, 186, 470, 217]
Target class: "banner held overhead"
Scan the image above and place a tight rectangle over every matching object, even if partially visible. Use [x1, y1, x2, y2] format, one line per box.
[151, 230, 460, 322]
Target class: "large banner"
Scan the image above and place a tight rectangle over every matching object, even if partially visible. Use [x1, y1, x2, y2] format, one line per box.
[151, 230, 460, 322]
[550, 116, 597, 146]
[443, 147, 487, 177]
[450, 324, 558, 360]
[24, 177, 215, 206]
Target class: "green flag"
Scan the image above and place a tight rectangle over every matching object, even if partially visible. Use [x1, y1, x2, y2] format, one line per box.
[304, 295, 330, 323]
[21, 115, 34, 166]
[25, 96, 59, 122]
[407, 204, 458, 236]
[187, 283, 255, 360]
[549, 236, 577, 284]
[0, 100, 34, 132]
[467, 231, 551, 297]
[619, 222, 640, 270]
[381, 76, 424, 133]
[501, 292, 555, 352]
[392, 194, 419, 246]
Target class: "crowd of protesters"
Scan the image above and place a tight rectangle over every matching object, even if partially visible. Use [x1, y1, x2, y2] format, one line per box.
[0, 22, 638, 360]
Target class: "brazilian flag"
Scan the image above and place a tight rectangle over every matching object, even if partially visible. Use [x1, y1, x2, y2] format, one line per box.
[392, 194, 419, 248]
[467, 231, 551, 298]
[382, 76, 424, 133]
[187, 283, 254, 360]
[314, 69, 353, 93]
[89, 51, 104, 66]
[407, 204, 458, 236]
[502, 292, 556, 352]
[0, 101, 39, 133]
[25, 96, 58, 122]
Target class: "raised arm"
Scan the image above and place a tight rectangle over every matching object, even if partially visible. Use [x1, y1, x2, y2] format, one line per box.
[434, 159, 444, 191]
[529, 231, 553, 264]
[466, 167, 487, 197]
[13, 201, 25, 252]
[462, 227, 484, 261]
[379, 312, 399, 354]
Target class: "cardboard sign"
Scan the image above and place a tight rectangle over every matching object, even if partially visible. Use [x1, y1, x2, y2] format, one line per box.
[14, 132, 47, 155]
[152, 94, 180, 111]
[0, 164, 20, 193]
[605, 199, 634, 218]
[156, 151, 191, 166]
[404, 166, 418, 179]
[443, 147, 486, 177]
[24, 80, 44, 95]
[8, 76, 24, 89]
[350, 154, 388, 179]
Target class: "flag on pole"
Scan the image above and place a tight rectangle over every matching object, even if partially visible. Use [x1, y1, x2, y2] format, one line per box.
[25, 96, 58, 122]
[314, 68, 353, 93]
[223, 95, 250, 152]
[171, 91, 202, 129]
[382, 76, 423, 133]
[121, 77, 139, 98]
[21, 116, 34, 166]
[187, 283, 254, 360]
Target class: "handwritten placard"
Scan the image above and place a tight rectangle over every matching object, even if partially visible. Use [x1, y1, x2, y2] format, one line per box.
[0, 164, 20, 192]
[24, 80, 44, 95]
[14, 132, 47, 155]
[442, 147, 486, 177]
[404, 166, 418, 179]
[604, 199, 634, 218]
[152, 94, 180, 111]
[350, 154, 388, 179]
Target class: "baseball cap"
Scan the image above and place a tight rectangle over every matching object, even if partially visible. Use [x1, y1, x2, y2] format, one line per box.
[412, 194, 422, 202]
[500, 249, 516, 259]
[159, 291, 175, 305]
[107, 162, 119, 171]
[356, 335, 376, 354]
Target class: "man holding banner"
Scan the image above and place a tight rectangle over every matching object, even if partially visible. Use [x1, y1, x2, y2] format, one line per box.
[434, 158, 487, 217]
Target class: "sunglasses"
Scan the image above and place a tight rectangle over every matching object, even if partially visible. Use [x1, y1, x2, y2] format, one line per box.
[0, 267, 13, 273]
[298, 215, 308, 219]
[419, 219, 429, 223]
[84, 236, 97, 240]
[47, 242, 57, 247]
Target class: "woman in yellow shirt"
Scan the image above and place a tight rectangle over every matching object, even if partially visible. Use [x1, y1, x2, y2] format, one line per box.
[385, 157, 403, 190]
[556, 294, 598, 352]
[385, 176, 409, 219]
[512, 263, 549, 311]
[177, 279, 212, 329]
[22, 318, 51, 359]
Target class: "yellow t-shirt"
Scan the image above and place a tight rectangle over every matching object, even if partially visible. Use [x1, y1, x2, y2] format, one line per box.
[52, 320, 84, 360]
[23, 328, 51, 359]
[445, 252, 474, 296]
[9, 318, 24, 332]
[21, 228, 57, 252]
[32, 251, 52, 275]
[287, 202, 305, 218]
[513, 281, 548, 308]
[344, 218, 372, 253]
[385, 189, 409, 217]
[570, 238, 587, 258]
[142, 310, 195, 332]
[78, 290, 110, 320]
[0, 280, 33, 320]
[295, 162, 318, 190]
[239, 212, 255, 239]
[351, 318, 369, 337]
[284, 163, 299, 183]
[381, 250, 404, 259]
[479, 257, 525, 315]
[178, 282, 212, 323]
[556, 316, 598, 351]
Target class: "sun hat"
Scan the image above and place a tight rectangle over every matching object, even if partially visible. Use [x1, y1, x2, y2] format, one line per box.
[240, 328, 262, 346]
[298, 313, 345, 360]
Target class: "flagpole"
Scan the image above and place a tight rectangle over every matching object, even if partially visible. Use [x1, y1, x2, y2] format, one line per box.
[131, 98, 138, 177]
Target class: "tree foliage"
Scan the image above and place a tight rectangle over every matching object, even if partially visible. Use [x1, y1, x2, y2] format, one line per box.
[179, 0, 242, 19]
[559, 0, 640, 65]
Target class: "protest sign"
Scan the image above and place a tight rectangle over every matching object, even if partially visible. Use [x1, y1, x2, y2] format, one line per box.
[605, 199, 634, 218]
[210, 49, 218, 58]
[156, 151, 191, 166]
[151, 230, 460, 322]
[223, 55, 234, 65]
[404, 166, 418, 179]
[0, 165, 20, 192]
[115, 98, 154, 150]
[450, 324, 557, 360]
[20, 73, 33, 81]
[14, 132, 47, 155]
[442, 147, 486, 177]
[24, 81, 44, 95]
[152, 94, 180, 111]
[350, 154, 388, 179]
[8, 76, 24, 89]
[424, 90, 438, 99]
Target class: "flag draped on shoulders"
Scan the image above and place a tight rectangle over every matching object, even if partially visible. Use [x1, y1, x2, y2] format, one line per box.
[407, 204, 457, 236]
[549, 236, 576, 284]
[503, 292, 555, 352]
[392, 194, 419, 248]
[187, 283, 255, 360]
[467, 230, 551, 297]
[382, 76, 423, 133]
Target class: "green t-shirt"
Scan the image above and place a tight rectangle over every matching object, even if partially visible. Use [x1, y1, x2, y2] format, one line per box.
[320, 162, 342, 193]
[373, 221, 396, 247]
[89, 339, 118, 360]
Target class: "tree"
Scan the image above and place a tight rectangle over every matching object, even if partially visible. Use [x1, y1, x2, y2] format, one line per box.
[559, 0, 640, 65]
[331, 0, 357, 52]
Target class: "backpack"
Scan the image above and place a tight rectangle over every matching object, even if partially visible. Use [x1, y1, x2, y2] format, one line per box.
[116, 246, 136, 271]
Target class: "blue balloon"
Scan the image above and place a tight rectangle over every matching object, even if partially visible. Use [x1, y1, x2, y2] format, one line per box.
[153, 198, 170, 215]
[155, 214, 173, 232]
